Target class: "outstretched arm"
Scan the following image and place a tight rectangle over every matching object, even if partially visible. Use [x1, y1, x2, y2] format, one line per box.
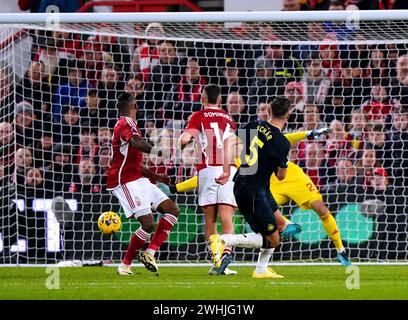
[284, 128, 332, 144]
[129, 135, 164, 157]
[141, 166, 171, 185]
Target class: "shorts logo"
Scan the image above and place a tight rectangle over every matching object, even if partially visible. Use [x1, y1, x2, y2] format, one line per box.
[267, 224, 274, 231]
[134, 196, 142, 207]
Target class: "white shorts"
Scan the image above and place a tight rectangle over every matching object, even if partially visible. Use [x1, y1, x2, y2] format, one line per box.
[198, 166, 237, 208]
[111, 178, 169, 219]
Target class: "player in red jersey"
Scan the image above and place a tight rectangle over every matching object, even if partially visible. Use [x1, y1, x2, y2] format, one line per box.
[178, 84, 238, 275]
[106, 92, 180, 276]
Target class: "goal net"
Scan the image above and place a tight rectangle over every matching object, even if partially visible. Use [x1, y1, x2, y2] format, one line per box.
[0, 11, 407, 265]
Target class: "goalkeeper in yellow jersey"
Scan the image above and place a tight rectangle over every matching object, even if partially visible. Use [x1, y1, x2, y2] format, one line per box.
[170, 102, 351, 273]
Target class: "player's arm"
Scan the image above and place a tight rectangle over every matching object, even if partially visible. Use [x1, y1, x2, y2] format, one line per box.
[275, 138, 290, 181]
[284, 128, 332, 144]
[170, 176, 198, 193]
[141, 166, 171, 185]
[215, 133, 241, 185]
[178, 131, 194, 150]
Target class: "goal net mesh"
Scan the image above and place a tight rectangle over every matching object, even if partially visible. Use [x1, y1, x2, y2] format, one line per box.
[1, 16, 407, 264]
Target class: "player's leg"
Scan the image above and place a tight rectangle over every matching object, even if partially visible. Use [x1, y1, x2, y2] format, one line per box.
[285, 168, 350, 266]
[252, 191, 284, 279]
[138, 179, 180, 272]
[210, 204, 238, 275]
[112, 183, 153, 275]
[202, 205, 218, 241]
[309, 200, 351, 266]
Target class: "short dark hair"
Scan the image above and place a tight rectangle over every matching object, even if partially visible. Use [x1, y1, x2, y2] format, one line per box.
[271, 97, 291, 119]
[204, 84, 221, 105]
[117, 92, 135, 113]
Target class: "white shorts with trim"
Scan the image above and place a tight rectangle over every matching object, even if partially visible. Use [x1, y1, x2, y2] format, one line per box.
[198, 166, 237, 207]
[111, 178, 169, 219]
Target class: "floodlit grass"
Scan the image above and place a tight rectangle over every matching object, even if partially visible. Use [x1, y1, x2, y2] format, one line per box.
[0, 265, 407, 300]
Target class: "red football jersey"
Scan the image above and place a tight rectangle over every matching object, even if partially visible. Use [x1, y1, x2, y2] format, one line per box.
[184, 107, 237, 172]
[106, 116, 143, 189]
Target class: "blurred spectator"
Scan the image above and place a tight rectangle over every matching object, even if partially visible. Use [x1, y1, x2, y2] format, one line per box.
[329, 0, 345, 10]
[148, 128, 176, 182]
[369, 45, 390, 84]
[0, 122, 14, 171]
[285, 81, 305, 130]
[322, 158, 365, 207]
[16, 62, 52, 122]
[127, 75, 154, 128]
[364, 166, 408, 260]
[174, 143, 197, 184]
[325, 120, 352, 180]
[389, 107, 408, 186]
[13, 147, 33, 188]
[247, 58, 285, 119]
[297, 104, 325, 159]
[81, 40, 104, 87]
[0, 67, 14, 121]
[76, 130, 98, 164]
[303, 104, 325, 130]
[52, 31, 83, 60]
[164, 57, 206, 121]
[97, 127, 112, 146]
[24, 168, 45, 198]
[14, 101, 42, 148]
[295, 23, 326, 63]
[69, 158, 101, 193]
[89, 34, 131, 75]
[257, 100, 271, 121]
[218, 58, 248, 104]
[345, 108, 366, 150]
[55, 106, 80, 146]
[53, 60, 88, 123]
[33, 132, 53, 169]
[319, 35, 342, 79]
[225, 92, 249, 125]
[341, 58, 371, 107]
[299, 142, 328, 187]
[18, 0, 41, 12]
[367, 124, 393, 169]
[390, 54, 408, 106]
[133, 23, 163, 81]
[322, 80, 353, 123]
[96, 143, 110, 187]
[97, 65, 124, 127]
[149, 41, 184, 111]
[282, 0, 306, 10]
[38, 0, 82, 12]
[44, 144, 75, 193]
[357, 145, 382, 188]
[79, 89, 106, 134]
[301, 52, 325, 104]
[348, 0, 394, 10]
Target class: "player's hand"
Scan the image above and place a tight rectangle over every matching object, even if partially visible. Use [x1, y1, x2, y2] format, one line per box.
[215, 171, 230, 185]
[307, 128, 332, 140]
[156, 174, 171, 185]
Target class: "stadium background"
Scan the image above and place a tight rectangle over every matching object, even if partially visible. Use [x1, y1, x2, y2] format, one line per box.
[0, 0, 407, 265]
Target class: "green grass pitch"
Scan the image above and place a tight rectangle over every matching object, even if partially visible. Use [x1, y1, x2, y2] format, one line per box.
[0, 265, 407, 300]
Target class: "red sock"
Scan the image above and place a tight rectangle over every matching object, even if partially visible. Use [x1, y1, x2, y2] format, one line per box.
[223, 246, 233, 256]
[122, 227, 150, 265]
[148, 214, 177, 251]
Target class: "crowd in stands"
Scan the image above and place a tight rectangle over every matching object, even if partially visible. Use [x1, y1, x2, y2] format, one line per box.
[0, 0, 407, 229]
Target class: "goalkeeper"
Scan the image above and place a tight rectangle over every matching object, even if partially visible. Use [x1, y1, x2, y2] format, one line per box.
[169, 105, 351, 270]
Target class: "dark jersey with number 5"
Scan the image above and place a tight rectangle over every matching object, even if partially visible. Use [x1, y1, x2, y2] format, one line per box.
[234, 120, 290, 187]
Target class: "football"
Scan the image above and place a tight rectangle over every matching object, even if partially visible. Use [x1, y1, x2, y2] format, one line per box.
[98, 211, 122, 235]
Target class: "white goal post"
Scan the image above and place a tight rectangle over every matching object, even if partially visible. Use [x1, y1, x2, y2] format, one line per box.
[0, 10, 407, 265]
